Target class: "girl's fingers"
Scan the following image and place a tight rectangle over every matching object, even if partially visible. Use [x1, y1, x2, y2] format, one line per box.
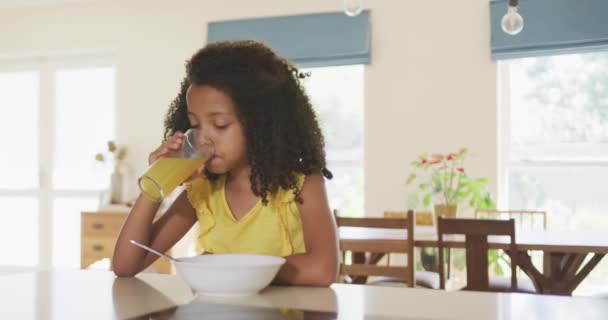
[148, 133, 184, 165]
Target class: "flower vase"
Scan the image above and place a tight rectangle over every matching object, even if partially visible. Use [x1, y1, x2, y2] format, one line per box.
[110, 161, 133, 205]
[434, 204, 458, 219]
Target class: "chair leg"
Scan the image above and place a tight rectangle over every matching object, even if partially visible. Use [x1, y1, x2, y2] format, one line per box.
[447, 248, 452, 279]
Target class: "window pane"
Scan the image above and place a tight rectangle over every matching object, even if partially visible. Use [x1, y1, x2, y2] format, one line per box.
[0, 71, 39, 189]
[508, 166, 608, 230]
[505, 52, 608, 296]
[52, 197, 99, 268]
[325, 166, 364, 217]
[301, 65, 365, 216]
[302, 65, 364, 162]
[0, 197, 38, 266]
[509, 52, 608, 160]
[2, 273, 36, 318]
[54, 67, 115, 190]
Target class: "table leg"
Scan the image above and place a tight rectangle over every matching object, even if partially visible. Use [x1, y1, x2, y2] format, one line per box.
[350, 252, 368, 284]
[517, 250, 605, 295]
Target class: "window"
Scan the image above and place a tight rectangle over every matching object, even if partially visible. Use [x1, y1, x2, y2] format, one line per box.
[301, 65, 365, 217]
[0, 58, 115, 268]
[499, 51, 608, 294]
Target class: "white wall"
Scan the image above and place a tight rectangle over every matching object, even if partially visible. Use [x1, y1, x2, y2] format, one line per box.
[0, 0, 498, 217]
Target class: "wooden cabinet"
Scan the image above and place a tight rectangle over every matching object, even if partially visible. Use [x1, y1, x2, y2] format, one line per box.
[80, 210, 172, 274]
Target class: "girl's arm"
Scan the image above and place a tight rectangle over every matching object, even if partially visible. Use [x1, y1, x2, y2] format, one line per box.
[274, 172, 339, 286]
[112, 132, 200, 276]
[112, 191, 197, 277]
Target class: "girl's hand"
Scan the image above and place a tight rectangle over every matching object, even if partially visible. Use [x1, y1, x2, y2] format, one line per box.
[148, 132, 184, 165]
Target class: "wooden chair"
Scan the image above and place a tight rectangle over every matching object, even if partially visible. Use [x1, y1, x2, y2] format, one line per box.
[335, 210, 415, 287]
[437, 217, 520, 292]
[383, 210, 433, 266]
[475, 209, 547, 231]
[475, 209, 544, 292]
[382, 210, 441, 289]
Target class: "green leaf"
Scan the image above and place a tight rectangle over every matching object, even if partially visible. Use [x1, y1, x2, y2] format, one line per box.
[423, 193, 433, 207]
[407, 192, 419, 209]
[419, 183, 429, 190]
[455, 191, 468, 199]
[406, 174, 416, 184]
[483, 193, 496, 209]
[475, 177, 489, 184]
[488, 250, 505, 276]
[431, 175, 443, 192]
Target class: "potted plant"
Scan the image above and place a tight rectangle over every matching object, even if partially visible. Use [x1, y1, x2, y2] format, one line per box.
[406, 148, 495, 217]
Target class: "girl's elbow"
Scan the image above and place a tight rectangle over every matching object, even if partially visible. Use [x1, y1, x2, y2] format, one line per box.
[113, 268, 136, 277]
[315, 273, 336, 287]
[112, 261, 140, 277]
[113, 270, 136, 278]
[312, 261, 338, 286]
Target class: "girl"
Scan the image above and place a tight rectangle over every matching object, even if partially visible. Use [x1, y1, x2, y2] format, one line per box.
[113, 40, 338, 286]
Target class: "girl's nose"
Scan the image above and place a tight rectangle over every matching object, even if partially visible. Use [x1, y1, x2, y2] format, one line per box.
[197, 126, 214, 148]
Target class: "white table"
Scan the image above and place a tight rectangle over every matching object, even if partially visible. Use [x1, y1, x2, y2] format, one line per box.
[1, 270, 607, 319]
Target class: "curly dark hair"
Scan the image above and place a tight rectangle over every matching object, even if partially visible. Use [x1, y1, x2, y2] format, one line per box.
[164, 40, 332, 204]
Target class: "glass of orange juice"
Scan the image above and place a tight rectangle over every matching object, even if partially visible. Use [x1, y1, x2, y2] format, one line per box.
[137, 129, 213, 202]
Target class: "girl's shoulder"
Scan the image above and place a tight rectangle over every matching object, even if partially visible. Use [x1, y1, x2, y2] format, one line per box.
[270, 172, 307, 205]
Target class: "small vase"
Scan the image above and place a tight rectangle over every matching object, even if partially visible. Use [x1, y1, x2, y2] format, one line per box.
[434, 204, 458, 219]
[110, 161, 133, 205]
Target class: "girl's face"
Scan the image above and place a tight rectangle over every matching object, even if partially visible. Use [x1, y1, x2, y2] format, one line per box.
[186, 85, 248, 174]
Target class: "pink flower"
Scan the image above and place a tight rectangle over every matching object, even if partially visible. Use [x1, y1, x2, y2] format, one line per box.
[457, 167, 465, 173]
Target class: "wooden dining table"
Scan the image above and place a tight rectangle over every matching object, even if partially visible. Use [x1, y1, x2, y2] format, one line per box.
[2, 269, 607, 319]
[339, 226, 608, 295]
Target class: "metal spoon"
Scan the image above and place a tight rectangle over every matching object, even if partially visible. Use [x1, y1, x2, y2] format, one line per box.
[129, 239, 179, 263]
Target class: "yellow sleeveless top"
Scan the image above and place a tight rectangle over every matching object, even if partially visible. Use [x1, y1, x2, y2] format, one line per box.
[185, 174, 307, 257]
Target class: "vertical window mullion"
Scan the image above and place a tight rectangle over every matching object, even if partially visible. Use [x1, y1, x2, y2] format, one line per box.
[498, 62, 512, 210]
[38, 62, 55, 268]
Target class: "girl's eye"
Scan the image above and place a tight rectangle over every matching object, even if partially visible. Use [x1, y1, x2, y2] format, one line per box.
[215, 124, 229, 130]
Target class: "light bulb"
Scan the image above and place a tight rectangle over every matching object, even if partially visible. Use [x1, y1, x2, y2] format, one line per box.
[344, 0, 363, 17]
[501, 6, 524, 35]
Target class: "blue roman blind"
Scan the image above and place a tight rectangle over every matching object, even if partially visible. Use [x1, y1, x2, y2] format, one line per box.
[490, 0, 608, 59]
[207, 11, 370, 68]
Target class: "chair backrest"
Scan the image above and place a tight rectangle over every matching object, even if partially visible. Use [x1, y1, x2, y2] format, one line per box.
[437, 217, 517, 292]
[384, 210, 434, 226]
[335, 210, 415, 287]
[475, 209, 547, 231]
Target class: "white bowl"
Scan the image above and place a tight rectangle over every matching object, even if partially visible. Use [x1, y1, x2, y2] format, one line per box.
[173, 254, 285, 297]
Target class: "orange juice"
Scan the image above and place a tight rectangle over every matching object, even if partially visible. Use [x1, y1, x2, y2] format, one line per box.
[138, 157, 207, 201]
